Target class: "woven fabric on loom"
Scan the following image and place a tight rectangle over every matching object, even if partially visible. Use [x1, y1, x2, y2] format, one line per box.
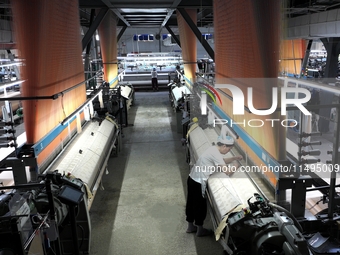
[213, 0, 284, 161]
[11, 0, 85, 143]
[280, 39, 306, 75]
[97, 11, 118, 87]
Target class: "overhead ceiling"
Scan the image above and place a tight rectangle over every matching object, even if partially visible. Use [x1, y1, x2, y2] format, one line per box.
[0, 0, 338, 30]
[79, 0, 214, 29]
[0, 0, 339, 25]
[285, 0, 340, 17]
[78, 0, 340, 31]
[0, 0, 339, 40]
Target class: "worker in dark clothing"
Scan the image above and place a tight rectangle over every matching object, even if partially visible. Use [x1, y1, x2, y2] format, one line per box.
[151, 68, 158, 91]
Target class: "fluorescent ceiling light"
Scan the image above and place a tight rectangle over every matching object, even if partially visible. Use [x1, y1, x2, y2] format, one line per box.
[125, 15, 166, 17]
[120, 8, 167, 13]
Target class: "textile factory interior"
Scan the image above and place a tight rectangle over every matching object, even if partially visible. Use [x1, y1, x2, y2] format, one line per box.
[2, 0, 340, 254]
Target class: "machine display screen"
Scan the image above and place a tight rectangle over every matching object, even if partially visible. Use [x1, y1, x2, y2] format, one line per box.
[58, 185, 84, 205]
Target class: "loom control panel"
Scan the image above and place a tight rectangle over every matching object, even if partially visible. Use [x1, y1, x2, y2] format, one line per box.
[228, 209, 247, 226]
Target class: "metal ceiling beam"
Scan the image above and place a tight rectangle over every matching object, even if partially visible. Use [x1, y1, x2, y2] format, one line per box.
[117, 26, 127, 42]
[82, 7, 109, 51]
[171, 0, 183, 8]
[177, 8, 214, 60]
[174, 0, 212, 8]
[85, 9, 96, 55]
[161, 9, 174, 27]
[165, 16, 179, 26]
[165, 24, 180, 47]
[158, 0, 181, 39]
[79, 0, 106, 8]
[84, 9, 96, 75]
[99, 0, 130, 26]
[197, 8, 213, 21]
[79, 9, 92, 21]
[111, 9, 131, 27]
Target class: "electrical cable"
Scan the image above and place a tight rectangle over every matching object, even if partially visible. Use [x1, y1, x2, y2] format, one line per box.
[61, 93, 67, 118]
[77, 224, 85, 249]
[47, 247, 57, 255]
[307, 197, 323, 211]
[268, 202, 304, 233]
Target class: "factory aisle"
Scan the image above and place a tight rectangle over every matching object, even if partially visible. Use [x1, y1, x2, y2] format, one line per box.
[90, 91, 223, 255]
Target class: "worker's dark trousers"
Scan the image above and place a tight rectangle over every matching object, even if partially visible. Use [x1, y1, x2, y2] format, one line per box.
[151, 78, 158, 90]
[185, 176, 207, 226]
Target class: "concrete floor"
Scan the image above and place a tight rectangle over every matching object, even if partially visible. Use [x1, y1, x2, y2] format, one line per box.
[90, 91, 224, 255]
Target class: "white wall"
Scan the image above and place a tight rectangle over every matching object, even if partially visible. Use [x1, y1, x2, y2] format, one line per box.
[0, 19, 17, 59]
[117, 26, 215, 59]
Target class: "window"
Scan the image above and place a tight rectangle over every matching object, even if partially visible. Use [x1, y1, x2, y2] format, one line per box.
[202, 33, 213, 40]
[133, 34, 154, 41]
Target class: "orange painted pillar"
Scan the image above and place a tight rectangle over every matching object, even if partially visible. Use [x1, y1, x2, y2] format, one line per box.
[97, 11, 118, 88]
[11, 0, 85, 144]
[177, 9, 197, 87]
[214, 0, 284, 184]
